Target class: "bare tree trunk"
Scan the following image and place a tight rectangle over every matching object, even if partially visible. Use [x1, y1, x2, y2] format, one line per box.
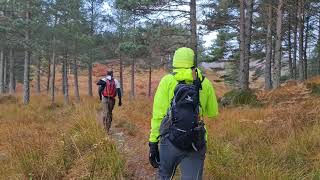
[23, 51, 31, 104]
[9, 49, 15, 94]
[273, 0, 284, 89]
[318, 16, 320, 75]
[73, 59, 80, 102]
[62, 52, 65, 95]
[244, 0, 253, 89]
[50, 37, 56, 104]
[63, 55, 69, 104]
[298, 0, 305, 81]
[272, 36, 276, 65]
[87, 1, 95, 97]
[288, 17, 293, 79]
[88, 63, 93, 96]
[190, 0, 197, 65]
[265, 4, 273, 90]
[0, 49, 4, 94]
[47, 56, 51, 93]
[148, 66, 152, 97]
[4, 54, 7, 92]
[119, 54, 123, 94]
[304, 15, 309, 79]
[239, 0, 248, 90]
[131, 58, 135, 97]
[36, 55, 41, 94]
[293, 6, 298, 79]
[23, 7, 31, 105]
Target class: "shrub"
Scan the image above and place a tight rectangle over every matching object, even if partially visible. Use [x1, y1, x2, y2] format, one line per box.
[221, 89, 261, 107]
[306, 82, 320, 96]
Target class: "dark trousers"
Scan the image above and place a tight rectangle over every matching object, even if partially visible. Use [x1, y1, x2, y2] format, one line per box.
[158, 137, 206, 180]
[102, 97, 115, 132]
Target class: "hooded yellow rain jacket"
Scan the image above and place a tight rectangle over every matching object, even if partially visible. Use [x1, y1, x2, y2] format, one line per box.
[149, 68, 219, 143]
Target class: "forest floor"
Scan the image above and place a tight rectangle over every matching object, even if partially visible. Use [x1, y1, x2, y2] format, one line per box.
[3, 63, 320, 179]
[96, 108, 156, 180]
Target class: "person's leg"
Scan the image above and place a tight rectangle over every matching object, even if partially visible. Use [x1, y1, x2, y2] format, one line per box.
[108, 98, 115, 119]
[106, 98, 115, 132]
[101, 98, 108, 131]
[158, 137, 185, 180]
[179, 147, 206, 180]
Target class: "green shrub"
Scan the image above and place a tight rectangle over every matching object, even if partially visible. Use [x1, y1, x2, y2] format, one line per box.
[221, 89, 261, 107]
[306, 83, 320, 96]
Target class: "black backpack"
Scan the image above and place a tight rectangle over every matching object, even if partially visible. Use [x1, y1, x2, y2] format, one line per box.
[160, 75, 206, 151]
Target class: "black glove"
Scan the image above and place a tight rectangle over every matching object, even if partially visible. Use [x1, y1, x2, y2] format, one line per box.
[118, 98, 122, 106]
[149, 142, 160, 168]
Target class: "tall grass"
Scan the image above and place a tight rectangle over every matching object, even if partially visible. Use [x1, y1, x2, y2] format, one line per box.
[0, 95, 124, 179]
[205, 98, 320, 179]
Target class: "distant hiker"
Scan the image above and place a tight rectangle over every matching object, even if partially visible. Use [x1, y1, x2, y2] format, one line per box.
[97, 70, 122, 133]
[148, 47, 219, 179]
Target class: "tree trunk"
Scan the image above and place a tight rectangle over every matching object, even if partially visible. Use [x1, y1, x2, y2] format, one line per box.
[273, 0, 284, 89]
[265, 4, 273, 90]
[63, 55, 69, 104]
[244, 0, 253, 89]
[4, 54, 7, 92]
[119, 54, 124, 94]
[293, 7, 298, 79]
[88, 63, 93, 96]
[73, 59, 80, 102]
[131, 58, 135, 98]
[298, 0, 305, 81]
[148, 66, 152, 97]
[272, 36, 276, 65]
[50, 38, 56, 104]
[62, 53, 65, 95]
[23, 7, 31, 105]
[288, 17, 293, 79]
[190, 0, 197, 65]
[23, 51, 31, 104]
[304, 15, 309, 79]
[87, 2, 95, 97]
[239, 0, 248, 90]
[318, 16, 320, 75]
[47, 56, 51, 93]
[9, 49, 15, 94]
[36, 55, 41, 94]
[0, 49, 4, 94]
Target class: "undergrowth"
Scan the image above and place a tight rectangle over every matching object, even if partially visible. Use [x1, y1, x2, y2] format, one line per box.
[0, 96, 124, 179]
[306, 82, 320, 96]
[220, 89, 261, 107]
[2, 86, 320, 180]
[205, 97, 320, 179]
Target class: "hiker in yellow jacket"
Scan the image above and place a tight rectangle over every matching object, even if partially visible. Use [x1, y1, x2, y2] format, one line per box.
[148, 47, 219, 180]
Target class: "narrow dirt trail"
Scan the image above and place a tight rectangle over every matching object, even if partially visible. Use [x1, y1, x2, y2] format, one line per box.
[96, 110, 157, 180]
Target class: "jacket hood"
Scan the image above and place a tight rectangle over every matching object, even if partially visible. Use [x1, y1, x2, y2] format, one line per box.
[172, 68, 203, 82]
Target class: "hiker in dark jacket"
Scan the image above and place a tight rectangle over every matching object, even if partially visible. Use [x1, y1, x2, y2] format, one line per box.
[97, 70, 122, 133]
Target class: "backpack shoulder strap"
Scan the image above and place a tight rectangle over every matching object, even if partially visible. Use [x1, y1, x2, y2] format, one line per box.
[201, 76, 206, 83]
